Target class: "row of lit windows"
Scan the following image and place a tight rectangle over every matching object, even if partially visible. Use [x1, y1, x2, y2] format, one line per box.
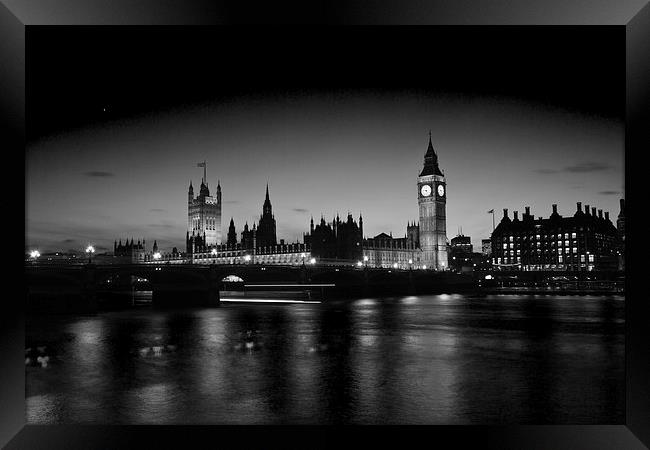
[505, 232, 579, 242]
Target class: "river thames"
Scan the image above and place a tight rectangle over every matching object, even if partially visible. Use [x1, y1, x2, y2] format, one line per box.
[25, 294, 624, 424]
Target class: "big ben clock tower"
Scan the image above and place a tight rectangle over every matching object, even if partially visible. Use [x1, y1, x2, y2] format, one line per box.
[417, 132, 448, 270]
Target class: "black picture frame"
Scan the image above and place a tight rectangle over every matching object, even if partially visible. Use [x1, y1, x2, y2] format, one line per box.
[3, 1, 649, 448]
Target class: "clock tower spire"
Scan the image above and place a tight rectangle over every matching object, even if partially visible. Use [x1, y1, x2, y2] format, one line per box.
[417, 132, 448, 270]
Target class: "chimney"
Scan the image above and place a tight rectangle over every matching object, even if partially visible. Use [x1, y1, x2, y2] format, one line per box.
[592, 207, 597, 216]
[552, 204, 558, 214]
[585, 205, 590, 215]
[503, 208, 508, 218]
[605, 211, 610, 221]
[525, 206, 531, 216]
[513, 211, 519, 221]
[576, 202, 582, 212]
[598, 209, 603, 219]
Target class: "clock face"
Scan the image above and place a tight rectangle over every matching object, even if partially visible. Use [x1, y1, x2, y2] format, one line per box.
[420, 184, 432, 197]
[437, 184, 445, 197]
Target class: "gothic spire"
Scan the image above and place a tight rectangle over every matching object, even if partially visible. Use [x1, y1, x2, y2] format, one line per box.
[420, 131, 443, 177]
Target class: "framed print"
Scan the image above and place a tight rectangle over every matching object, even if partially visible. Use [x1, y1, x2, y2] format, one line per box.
[2, 1, 649, 448]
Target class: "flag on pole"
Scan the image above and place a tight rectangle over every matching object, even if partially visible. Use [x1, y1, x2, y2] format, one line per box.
[197, 161, 206, 183]
[487, 209, 494, 214]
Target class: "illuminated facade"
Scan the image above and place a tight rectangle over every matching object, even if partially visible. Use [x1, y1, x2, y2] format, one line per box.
[362, 231, 421, 269]
[417, 133, 448, 270]
[491, 202, 620, 271]
[187, 163, 222, 247]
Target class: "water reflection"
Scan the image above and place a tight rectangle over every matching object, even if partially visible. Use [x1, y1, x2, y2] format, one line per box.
[26, 294, 624, 424]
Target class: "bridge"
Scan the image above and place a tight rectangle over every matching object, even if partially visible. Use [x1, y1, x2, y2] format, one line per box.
[25, 262, 475, 312]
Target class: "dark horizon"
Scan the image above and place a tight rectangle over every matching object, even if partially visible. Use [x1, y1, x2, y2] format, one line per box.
[25, 27, 625, 254]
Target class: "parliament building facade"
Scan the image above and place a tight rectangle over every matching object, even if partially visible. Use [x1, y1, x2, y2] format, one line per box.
[154, 135, 450, 270]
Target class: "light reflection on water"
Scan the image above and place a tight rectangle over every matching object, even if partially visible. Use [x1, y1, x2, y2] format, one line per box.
[26, 294, 624, 424]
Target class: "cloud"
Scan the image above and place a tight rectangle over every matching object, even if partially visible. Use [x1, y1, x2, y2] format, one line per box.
[224, 200, 240, 204]
[599, 190, 620, 195]
[148, 223, 175, 229]
[291, 208, 309, 213]
[534, 162, 612, 175]
[564, 162, 611, 173]
[84, 171, 115, 177]
[149, 208, 166, 213]
[62, 238, 76, 243]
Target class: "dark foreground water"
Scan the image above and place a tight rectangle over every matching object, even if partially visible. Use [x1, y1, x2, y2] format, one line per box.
[26, 294, 624, 424]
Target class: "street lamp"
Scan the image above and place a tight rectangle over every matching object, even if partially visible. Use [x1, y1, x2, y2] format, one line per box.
[85, 245, 95, 264]
[357, 261, 363, 267]
[244, 254, 251, 263]
[30, 250, 40, 260]
[153, 252, 161, 261]
[422, 264, 427, 270]
[310, 257, 316, 265]
[393, 262, 398, 269]
[301, 252, 306, 266]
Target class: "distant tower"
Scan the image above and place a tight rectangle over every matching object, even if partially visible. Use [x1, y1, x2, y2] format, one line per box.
[417, 131, 448, 270]
[187, 162, 222, 246]
[617, 198, 625, 241]
[256, 183, 277, 248]
[359, 213, 363, 238]
[227, 217, 237, 247]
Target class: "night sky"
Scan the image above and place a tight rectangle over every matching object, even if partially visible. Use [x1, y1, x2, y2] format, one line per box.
[25, 27, 624, 254]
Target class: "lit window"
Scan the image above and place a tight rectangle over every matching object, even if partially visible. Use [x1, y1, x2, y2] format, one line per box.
[509, 236, 513, 242]
[572, 247, 577, 253]
[517, 250, 521, 255]
[588, 254, 594, 262]
[536, 235, 540, 240]
[503, 243, 507, 249]
[558, 256, 563, 263]
[565, 240, 569, 247]
[565, 248, 570, 254]
[564, 233, 569, 239]
[558, 241, 562, 246]
[571, 233, 577, 239]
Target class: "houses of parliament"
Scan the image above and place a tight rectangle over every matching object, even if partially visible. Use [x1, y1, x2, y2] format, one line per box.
[179, 134, 449, 270]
